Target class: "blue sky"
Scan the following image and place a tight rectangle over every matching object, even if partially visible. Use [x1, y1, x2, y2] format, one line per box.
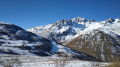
[0, 0, 120, 29]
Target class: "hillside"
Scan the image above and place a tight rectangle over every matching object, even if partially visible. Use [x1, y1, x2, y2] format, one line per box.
[0, 22, 97, 61]
[66, 30, 120, 62]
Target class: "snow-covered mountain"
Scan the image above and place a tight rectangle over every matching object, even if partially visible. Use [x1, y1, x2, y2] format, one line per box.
[28, 17, 113, 44]
[28, 17, 120, 61]
[0, 23, 97, 61]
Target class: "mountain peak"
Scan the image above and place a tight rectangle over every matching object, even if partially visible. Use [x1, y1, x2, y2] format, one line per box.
[0, 22, 24, 31]
[88, 19, 95, 22]
[0, 22, 10, 25]
[105, 18, 115, 23]
[72, 17, 87, 22]
[58, 19, 68, 22]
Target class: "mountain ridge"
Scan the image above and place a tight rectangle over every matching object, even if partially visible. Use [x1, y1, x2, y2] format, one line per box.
[28, 17, 120, 44]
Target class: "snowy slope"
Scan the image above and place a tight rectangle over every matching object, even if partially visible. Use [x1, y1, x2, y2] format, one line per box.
[0, 23, 52, 56]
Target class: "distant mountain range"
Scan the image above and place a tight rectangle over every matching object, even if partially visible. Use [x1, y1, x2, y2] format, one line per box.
[28, 17, 120, 62]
